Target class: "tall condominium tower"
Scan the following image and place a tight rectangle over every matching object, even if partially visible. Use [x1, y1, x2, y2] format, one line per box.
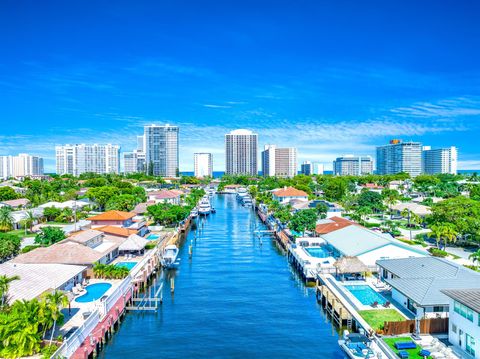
[261, 145, 297, 178]
[422, 146, 458, 175]
[123, 135, 146, 174]
[300, 161, 324, 175]
[225, 129, 258, 176]
[376, 139, 422, 177]
[144, 124, 179, 177]
[0, 154, 44, 179]
[194, 153, 213, 178]
[333, 155, 374, 176]
[55, 144, 120, 176]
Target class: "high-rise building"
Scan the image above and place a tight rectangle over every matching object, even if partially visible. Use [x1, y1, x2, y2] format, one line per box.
[261, 145, 297, 178]
[194, 153, 213, 178]
[144, 124, 179, 177]
[55, 144, 120, 176]
[300, 161, 324, 175]
[123, 134, 146, 174]
[333, 155, 374, 176]
[376, 140, 422, 177]
[225, 129, 258, 176]
[422, 146, 458, 175]
[0, 154, 44, 179]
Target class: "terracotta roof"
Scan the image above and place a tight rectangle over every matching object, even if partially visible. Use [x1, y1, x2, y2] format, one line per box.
[95, 225, 138, 237]
[315, 216, 354, 235]
[1, 198, 30, 207]
[132, 203, 148, 214]
[148, 190, 181, 199]
[87, 210, 135, 221]
[273, 187, 308, 197]
[362, 183, 384, 189]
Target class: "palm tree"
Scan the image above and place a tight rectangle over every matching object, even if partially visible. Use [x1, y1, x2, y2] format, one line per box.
[43, 290, 68, 344]
[0, 274, 20, 308]
[429, 224, 443, 249]
[469, 250, 480, 268]
[442, 224, 458, 250]
[20, 210, 36, 234]
[0, 206, 14, 232]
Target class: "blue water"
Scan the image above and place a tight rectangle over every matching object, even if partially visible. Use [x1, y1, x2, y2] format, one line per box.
[99, 195, 343, 358]
[115, 262, 138, 271]
[344, 285, 387, 306]
[75, 283, 112, 303]
[305, 246, 331, 258]
[146, 234, 159, 240]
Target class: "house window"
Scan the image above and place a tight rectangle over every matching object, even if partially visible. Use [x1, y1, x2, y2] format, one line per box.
[454, 301, 474, 322]
[407, 298, 417, 315]
[452, 324, 457, 333]
[433, 306, 444, 312]
[466, 333, 476, 356]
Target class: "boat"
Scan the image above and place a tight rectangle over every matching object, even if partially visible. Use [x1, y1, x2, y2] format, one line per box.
[236, 187, 249, 201]
[161, 245, 179, 268]
[190, 208, 198, 218]
[242, 195, 253, 207]
[338, 331, 376, 359]
[210, 207, 216, 213]
[198, 198, 211, 215]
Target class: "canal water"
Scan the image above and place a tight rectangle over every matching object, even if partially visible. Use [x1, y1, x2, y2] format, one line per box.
[100, 195, 343, 358]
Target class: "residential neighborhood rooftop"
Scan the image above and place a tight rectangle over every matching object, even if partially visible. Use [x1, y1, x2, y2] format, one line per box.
[441, 288, 480, 313]
[88, 210, 135, 221]
[315, 216, 353, 235]
[272, 186, 308, 197]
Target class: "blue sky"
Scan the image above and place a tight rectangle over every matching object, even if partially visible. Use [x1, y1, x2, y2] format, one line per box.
[1, 0, 480, 172]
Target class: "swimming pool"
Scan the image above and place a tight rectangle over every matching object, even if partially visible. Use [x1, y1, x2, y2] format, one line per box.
[115, 262, 138, 271]
[343, 285, 387, 306]
[305, 246, 331, 258]
[75, 283, 112, 303]
[146, 234, 159, 240]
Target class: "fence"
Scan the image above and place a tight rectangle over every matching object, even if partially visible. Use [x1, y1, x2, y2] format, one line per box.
[383, 317, 449, 336]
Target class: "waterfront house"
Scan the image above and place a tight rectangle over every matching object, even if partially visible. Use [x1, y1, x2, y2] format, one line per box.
[13, 229, 125, 267]
[88, 210, 136, 227]
[390, 202, 432, 218]
[95, 225, 139, 238]
[320, 225, 425, 267]
[118, 234, 149, 255]
[441, 288, 480, 358]
[62, 219, 92, 235]
[377, 257, 480, 320]
[272, 186, 308, 204]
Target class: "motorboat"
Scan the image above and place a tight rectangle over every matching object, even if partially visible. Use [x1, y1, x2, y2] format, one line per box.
[198, 198, 211, 215]
[338, 331, 376, 359]
[190, 208, 198, 218]
[242, 195, 253, 207]
[210, 207, 216, 213]
[161, 245, 179, 268]
[236, 187, 249, 201]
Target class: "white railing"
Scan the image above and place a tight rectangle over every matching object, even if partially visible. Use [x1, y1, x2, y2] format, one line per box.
[51, 310, 100, 359]
[101, 276, 132, 317]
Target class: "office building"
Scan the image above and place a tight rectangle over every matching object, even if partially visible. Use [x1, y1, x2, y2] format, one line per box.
[55, 144, 120, 176]
[422, 146, 458, 175]
[300, 161, 324, 175]
[0, 154, 44, 179]
[194, 153, 213, 178]
[144, 124, 179, 177]
[333, 155, 374, 176]
[261, 145, 297, 178]
[376, 139, 422, 177]
[225, 129, 258, 176]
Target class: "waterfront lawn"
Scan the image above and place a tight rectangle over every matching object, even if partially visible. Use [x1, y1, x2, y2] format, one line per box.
[358, 309, 405, 331]
[383, 337, 432, 359]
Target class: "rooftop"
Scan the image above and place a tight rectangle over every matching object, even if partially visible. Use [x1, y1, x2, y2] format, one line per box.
[95, 225, 138, 237]
[0, 198, 30, 207]
[0, 262, 86, 302]
[69, 229, 104, 244]
[88, 210, 135, 221]
[148, 189, 182, 199]
[441, 288, 480, 313]
[315, 216, 353, 235]
[377, 257, 480, 306]
[273, 187, 308, 198]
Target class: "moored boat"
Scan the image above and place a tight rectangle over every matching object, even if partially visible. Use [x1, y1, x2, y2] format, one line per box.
[161, 245, 179, 268]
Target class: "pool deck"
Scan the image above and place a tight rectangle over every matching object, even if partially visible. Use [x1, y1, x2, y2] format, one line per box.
[287, 244, 336, 280]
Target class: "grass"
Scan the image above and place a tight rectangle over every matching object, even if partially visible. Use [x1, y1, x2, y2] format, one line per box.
[383, 336, 432, 359]
[358, 309, 405, 331]
[398, 238, 429, 248]
[6, 229, 36, 238]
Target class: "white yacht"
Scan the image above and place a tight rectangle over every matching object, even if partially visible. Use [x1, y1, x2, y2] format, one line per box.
[161, 245, 179, 268]
[190, 207, 198, 218]
[236, 187, 249, 201]
[198, 198, 211, 215]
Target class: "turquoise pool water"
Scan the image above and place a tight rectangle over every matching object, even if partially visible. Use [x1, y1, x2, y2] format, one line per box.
[115, 262, 138, 271]
[146, 234, 159, 240]
[344, 284, 387, 306]
[75, 283, 112, 303]
[305, 246, 331, 258]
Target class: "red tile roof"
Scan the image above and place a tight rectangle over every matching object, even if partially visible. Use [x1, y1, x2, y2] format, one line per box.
[87, 210, 135, 221]
[273, 187, 308, 197]
[149, 190, 181, 199]
[95, 226, 138, 237]
[315, 217, 354, 235]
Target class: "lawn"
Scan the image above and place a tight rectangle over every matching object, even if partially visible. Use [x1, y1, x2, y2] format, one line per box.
[6, 229, 36, 238]
[383, 336, 432, 359]
[358, 309, 405, 331]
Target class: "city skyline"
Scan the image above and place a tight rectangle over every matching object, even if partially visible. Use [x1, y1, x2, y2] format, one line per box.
[1, 2, 480, 172]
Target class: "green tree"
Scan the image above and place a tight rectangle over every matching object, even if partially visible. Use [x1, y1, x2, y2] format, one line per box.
[322, 177, 348, 202]
[0, 233, 21, 262]
[147, 203, 190, 226]
[315, 202, 329, 219]
[86, 186, 120, 210]
[289, 209, 317, 235]
[34, 226, 65, 247]
[0, 274, 20, 308]
[0, 206, 14, 232]
[357, 190, 384, 213]
[274, 206, 293, 224]
[42, 290, 68, 344]
[0, 187, 19, 201]
[42, 207, 61, 222]
[105, 194, 137, 211]
[469, 249, 480, 267]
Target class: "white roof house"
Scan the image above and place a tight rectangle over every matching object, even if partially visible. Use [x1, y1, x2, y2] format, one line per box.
[38, 200, 89, 209]
[390, 202, 432, 217]
[118, 234, 149, 252]
[320, 225, 426, 267]
[0, 262, 86, 302]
